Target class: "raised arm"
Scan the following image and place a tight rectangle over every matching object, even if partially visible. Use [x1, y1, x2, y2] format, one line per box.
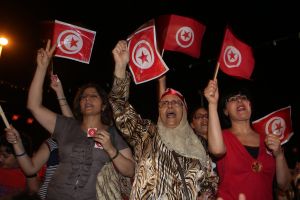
[204, 79, 226, 157]
[157, 75, 166, 100]
[112, 40, 129, 79]
[50, 74, 74, 117]
[109, 40, 153, 151]
[5, 125, 49, 176]
[27, 40, 57, 134]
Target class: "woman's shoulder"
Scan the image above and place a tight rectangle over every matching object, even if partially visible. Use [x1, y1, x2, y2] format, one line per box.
[56, 114, 80, 126]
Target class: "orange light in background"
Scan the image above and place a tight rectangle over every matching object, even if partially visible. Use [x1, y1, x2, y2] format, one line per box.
[0, 37, 8, 58]
[26, 117, 34, 124]
[12, 114, 20, 121]
[0, 37, 8, 46]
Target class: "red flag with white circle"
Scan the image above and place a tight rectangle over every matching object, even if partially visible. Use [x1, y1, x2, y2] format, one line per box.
[218, 28, 255, 80]
[252, 106, 293, 144]
[52, 20, 96, 64]
[127, 20, 169, 84]
[156, 14, 206, 58]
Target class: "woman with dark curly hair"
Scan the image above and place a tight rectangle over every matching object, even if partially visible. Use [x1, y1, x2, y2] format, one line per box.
[26, 40, 135, 200]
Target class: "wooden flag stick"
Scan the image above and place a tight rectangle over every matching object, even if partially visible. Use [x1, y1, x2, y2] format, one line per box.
[213, 62, 220, 81]
[0, 105, 10, 128]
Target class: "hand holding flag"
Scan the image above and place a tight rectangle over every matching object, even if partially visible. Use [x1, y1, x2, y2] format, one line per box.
[252, 106, 293, 145]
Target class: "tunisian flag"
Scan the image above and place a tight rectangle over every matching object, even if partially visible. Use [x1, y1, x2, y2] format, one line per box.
[52, 20, 96, 64]
[252, 106, 293, 144]
[127, 20, 169, 84]
[218, 28, 255, 80]
[156, 14, 206, 58]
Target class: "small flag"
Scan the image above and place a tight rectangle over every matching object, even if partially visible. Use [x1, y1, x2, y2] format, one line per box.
[127, 20, 169, 84]
[252, 106, 293, 144]
[156, 14, 206, 58]
[218, 28, 255, 80]
[52, 20, 96, 64]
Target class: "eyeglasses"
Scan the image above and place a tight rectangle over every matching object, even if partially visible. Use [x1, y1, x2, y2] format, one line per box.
[159, 100, 183, 108]
[193, 114, 208, 120]
[80, 94, 100, 101]
[226, 94, 248, 104]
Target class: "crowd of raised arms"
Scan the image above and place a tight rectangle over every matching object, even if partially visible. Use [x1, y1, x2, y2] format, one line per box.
[1, 39, 299, 200]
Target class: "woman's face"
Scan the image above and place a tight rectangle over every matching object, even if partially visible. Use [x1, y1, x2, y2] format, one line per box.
[224, 94, 252, 122]
[158, 94, 184, 128]
[79, 87, 103, 116]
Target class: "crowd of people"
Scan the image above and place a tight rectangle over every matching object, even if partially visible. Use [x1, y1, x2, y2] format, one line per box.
[0, 38, 299, 200]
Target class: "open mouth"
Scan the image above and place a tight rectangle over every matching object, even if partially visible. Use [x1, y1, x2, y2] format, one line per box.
[166, 111, 176, 118]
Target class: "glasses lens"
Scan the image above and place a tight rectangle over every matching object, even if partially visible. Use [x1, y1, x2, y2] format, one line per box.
[159, 100, 183, 107]
[194, 114, 208, 119]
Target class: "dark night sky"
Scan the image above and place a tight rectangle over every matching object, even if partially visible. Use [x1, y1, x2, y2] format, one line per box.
[0, 0, 299, 166]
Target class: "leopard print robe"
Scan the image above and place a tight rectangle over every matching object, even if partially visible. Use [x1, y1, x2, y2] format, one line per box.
[109, 73, 218, 200]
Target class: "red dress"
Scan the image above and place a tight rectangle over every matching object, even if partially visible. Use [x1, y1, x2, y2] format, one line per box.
[217, 130, 276, 200]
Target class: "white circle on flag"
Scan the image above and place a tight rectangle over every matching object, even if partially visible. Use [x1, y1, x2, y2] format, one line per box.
[176, 26, 194, 48]
[132, 40, 154, 69]
[265, 117, 285, 140]
[57, 30, 83, 54]
[223, 46, 241, 68]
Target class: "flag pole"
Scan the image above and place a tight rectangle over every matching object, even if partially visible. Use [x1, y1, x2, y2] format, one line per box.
[157, 49, 166, 100]
[213, 62, 220, 81]
[0, 105, 10, 128]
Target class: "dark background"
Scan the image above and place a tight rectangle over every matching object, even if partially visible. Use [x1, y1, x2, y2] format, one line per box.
[0, 0, 299, 167]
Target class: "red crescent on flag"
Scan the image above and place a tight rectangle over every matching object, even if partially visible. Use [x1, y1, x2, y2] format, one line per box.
[132, 40, 154, 69]
[57, 30, 83, 54]
[265, 117, 285, 140]
[176, 27, 194, 48]
[224, 46, 241, 68]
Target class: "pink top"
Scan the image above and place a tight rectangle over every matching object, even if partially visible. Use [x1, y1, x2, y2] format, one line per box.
[217, 129, 276, 200]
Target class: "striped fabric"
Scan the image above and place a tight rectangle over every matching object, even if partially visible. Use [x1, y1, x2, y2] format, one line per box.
[38, 138, 59, 200]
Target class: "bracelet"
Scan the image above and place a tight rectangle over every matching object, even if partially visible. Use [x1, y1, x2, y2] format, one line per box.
[26, 173, 37, 178]
[57, 97, 66, 100]
[59, 103, 68, 106]
[15, 151, 27, 157]
[110, 150, 119, 161]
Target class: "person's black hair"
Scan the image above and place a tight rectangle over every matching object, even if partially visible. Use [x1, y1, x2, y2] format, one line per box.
[219, 85, 254, 129]
[188, 104, 208, 123]
[73, 83, 113, 125]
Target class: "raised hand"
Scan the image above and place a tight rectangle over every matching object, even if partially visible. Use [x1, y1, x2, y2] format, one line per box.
[112, 40, 129, 72]
[36, 39, 57, 69]
[204, 79, 219, 105]
[50, 74, 63, 95]
[5, 125, 21, 145]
